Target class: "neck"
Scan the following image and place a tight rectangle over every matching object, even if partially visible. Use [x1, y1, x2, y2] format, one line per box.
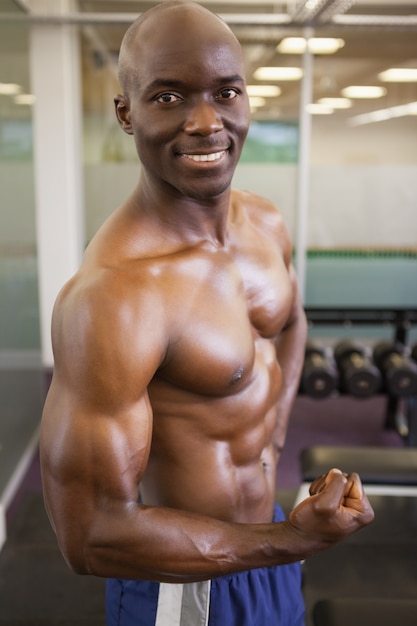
[134, 174, 232, 248]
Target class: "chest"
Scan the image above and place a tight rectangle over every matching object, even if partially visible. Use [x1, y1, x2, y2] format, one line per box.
[156, 239, 292, 396]
[236, 238, 293, 338]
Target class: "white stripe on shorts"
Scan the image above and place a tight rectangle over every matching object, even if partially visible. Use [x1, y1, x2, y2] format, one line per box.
[155, 580, 211, 626]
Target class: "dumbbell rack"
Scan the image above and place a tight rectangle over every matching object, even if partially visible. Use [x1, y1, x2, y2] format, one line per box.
[305, 307, 417, 446]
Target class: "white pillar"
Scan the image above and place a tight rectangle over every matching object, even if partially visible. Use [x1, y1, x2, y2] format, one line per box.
[295, 29, 314, 305]
[30, 0, 84, 368]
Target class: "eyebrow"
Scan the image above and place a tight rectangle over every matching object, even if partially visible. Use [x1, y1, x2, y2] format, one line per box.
[145, 74, 245, 93]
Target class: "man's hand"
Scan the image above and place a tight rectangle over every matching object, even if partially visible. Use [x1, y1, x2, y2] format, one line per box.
[287, 468, 375, 553]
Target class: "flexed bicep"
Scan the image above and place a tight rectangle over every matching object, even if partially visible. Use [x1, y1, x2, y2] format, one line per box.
[40, 378, 154, 571]
[40, 267, 167, 572]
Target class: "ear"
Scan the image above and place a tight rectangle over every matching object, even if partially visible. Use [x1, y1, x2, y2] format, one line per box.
[114, 95, 133, 135]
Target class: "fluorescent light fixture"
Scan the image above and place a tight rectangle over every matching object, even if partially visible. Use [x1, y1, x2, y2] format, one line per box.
[378, 68, 417, 82]
[341, 86, 387, 99]
[246, 85, 281, 97]
[306, 103, 334, 115]
[277, 37, 345, 55]
[306, 0, 321, 9]
[318, 97, 352, 109]
[291, 0, 324, 21]
[333, 14, 417, 27]
[348, 101, 417, 126]
[0, 83, 22, 95]
[277, 38, 306, 54]
[309, 38, 345, 54]
[253, 67, 303, 81]
[249, 96, 266, 109]
[15, 94, 36, 105]
[220, 13, 291, 26]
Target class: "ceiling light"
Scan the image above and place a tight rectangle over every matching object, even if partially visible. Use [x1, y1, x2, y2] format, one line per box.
[318, 97, 352, 109]
[253, 67, 303, 81]
[291, 0, 324, 21]
[306, 103, 334, 115]
[0, 83, 22, 96]
[292, 0, 354, 23]
[348, 101, 417, 126]
[341, 86, 387, 99]
[333, 14, 417, 27]
[306, 0, 321, 9]
[246, 85, 281, 97]
[277, 37, 345, 55]
[15, 94, 36, 105]
[249, 96, 266, 109]
[276, 37, 306, 54]
[318, 0, 357, 22]
[378, 68, 417, 83]
[221, 14, 291, 26]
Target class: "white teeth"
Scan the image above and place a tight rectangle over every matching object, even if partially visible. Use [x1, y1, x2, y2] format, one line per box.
[184, 151, 224, 162]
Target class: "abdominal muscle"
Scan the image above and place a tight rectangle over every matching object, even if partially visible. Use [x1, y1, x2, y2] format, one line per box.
[140, 340, 281, 524]
[141, 439, 278, 524]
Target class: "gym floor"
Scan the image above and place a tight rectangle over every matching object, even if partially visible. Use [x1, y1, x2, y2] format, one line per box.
[0, 366, 408, 624]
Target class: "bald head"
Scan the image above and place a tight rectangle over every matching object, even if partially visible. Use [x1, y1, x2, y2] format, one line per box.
[117, 1, 243, 97]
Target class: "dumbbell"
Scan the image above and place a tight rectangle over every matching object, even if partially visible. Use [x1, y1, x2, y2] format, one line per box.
[301, 341, 339, 399]
[373, 341, 417, 396]
[334, 340, 381, 398]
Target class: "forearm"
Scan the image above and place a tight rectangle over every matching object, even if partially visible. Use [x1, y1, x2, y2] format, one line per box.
[76, 503, 311, 583]
[67, 469, 375, 583]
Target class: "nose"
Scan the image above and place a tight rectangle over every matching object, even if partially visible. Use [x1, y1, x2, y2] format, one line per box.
[184, 101, 224, 136]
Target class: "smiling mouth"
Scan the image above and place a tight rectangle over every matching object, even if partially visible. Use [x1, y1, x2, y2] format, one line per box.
[181, 150, 226, 163]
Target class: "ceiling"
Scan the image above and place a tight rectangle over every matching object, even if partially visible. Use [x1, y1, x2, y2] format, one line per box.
[4, 1, 417, 122]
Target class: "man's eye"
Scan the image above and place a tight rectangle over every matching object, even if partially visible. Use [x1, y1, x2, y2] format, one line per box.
[218, 88, 239, 100]
[156, 93, 180, 104]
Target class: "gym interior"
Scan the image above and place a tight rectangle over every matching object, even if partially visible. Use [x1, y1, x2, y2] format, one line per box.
[0, 1, 416, 624]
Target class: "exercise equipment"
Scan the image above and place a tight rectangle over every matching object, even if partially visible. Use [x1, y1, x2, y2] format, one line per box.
[298, 445, 417, 626]
[373, 341, 417, 396]
[334, 340, 381, 398]
[300, 445, 417, 485]
[313, 597, 417, 626]
[301, 342, 339, 399]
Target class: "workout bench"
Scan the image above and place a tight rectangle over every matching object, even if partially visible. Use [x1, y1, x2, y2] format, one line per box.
[312, 598, 417, 626]
[296, 445, 417, 626]
[296, 445, 417, 502]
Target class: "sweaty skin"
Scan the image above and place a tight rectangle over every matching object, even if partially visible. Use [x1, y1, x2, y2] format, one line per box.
[40, 1, 374, 584]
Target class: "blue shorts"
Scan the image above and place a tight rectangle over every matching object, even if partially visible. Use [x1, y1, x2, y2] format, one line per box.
[106, 503, 305, 626]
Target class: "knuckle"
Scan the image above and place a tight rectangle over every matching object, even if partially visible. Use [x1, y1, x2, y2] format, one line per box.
[313, 499, 335, 517]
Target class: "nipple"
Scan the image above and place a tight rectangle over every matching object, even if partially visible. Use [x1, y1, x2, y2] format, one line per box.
[231, 367, 244, 385]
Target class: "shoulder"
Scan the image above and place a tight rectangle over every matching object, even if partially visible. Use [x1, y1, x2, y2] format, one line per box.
[51, 262, 168, 398]
[231, 188, 292, 263]
[54, 260, 163, 328]
[232, 188, 278, 211]
[231, 188, 288, 231]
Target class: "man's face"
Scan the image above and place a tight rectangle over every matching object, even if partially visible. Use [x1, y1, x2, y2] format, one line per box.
[117, 13, 251, 201]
